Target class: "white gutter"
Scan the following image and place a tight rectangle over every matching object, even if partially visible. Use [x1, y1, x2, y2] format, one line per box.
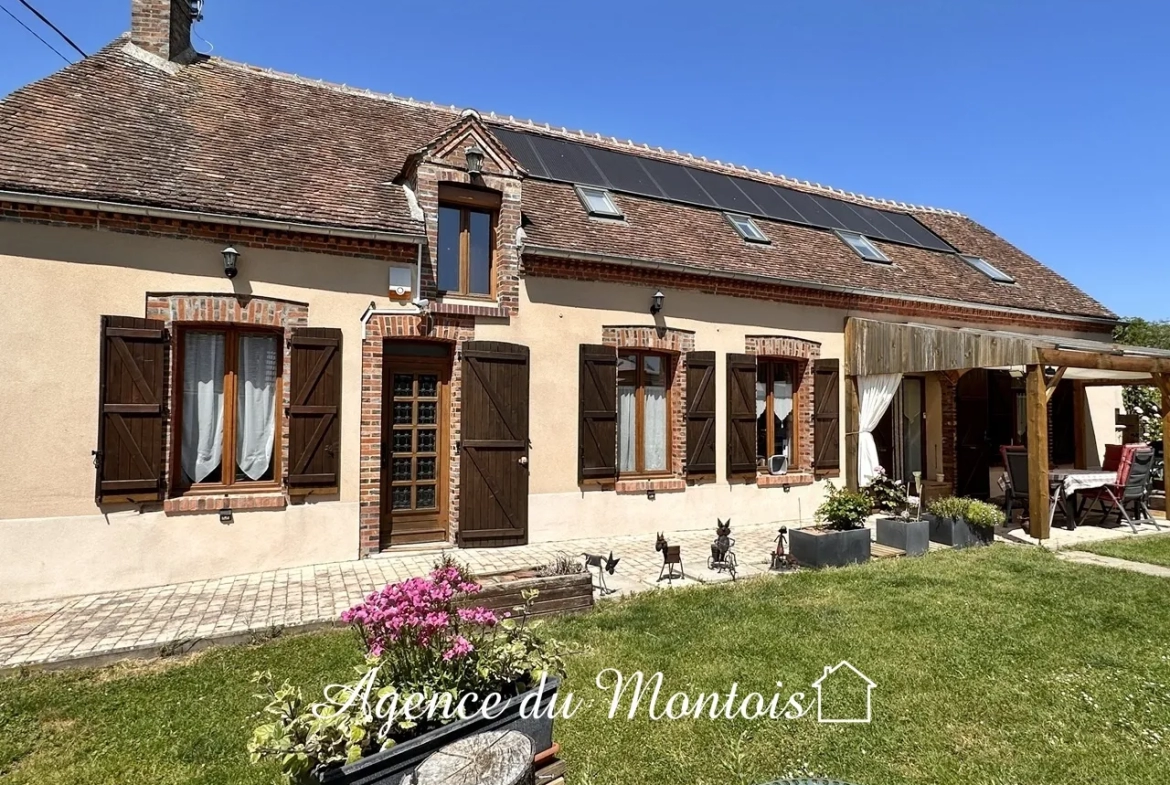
[0, 190, 426, 245]
[523, 244, 1118, 328]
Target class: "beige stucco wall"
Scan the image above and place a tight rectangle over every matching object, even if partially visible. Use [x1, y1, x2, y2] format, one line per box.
[476, 276, 849, 542]
[0, 221, 408, 600]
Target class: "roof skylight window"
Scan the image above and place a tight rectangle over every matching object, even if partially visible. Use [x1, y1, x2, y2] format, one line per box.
[959, 254, 1016, 284]
[575, 185, 623, 218]
[725, 213, 770, 244]
[835, 230, 890, 263]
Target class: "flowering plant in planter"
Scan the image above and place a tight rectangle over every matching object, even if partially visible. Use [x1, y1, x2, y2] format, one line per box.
[815, 483, 872, 531]
[862, 466, 909, 516]
[248, 560, 568, 783]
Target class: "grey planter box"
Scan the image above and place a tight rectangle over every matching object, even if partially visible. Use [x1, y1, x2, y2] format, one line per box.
[875, 517, 930, 556]
[789, 526, 871, 569]
[315, 677, 559, 785]
[927, 516, 992, 549]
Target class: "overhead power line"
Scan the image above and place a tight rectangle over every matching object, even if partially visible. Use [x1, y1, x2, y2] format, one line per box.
[15, 0, 86, 59]
[0, 1, 70, 64]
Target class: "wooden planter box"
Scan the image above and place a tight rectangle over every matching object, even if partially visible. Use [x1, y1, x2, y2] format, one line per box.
[460, 571, 594, 619]
[315, 678, 560, 785]
[927, 515, 993, 549]
[875, 517, 930, 556]
[789, 526, 871, 569]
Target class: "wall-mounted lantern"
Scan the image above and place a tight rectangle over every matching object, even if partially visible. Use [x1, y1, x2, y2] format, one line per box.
[650, 290, 665, 315]
[465, 145, 485, 177]
[222, 246, 240, 279]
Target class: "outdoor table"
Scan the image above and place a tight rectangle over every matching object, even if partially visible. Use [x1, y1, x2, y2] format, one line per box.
[1048, 469, 1118, 529]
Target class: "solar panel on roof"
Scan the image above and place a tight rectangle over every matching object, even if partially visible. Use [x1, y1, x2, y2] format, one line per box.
[490, 126, 956, 253]
[585, 145, 666, 198]
[732, 179, 809, 225]
[687, 168, 764, 215]
[636, 157, 718, 207]
[523, 133, 608, 188]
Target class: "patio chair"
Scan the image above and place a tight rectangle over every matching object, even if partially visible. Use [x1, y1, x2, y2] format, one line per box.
[1102, 444, 1124, 473]
[1077, 446, 1160, 533]
[1001, 446, 1031, 525]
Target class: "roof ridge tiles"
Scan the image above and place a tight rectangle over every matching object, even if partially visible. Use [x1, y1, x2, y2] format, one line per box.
[211, 54, 964, 217]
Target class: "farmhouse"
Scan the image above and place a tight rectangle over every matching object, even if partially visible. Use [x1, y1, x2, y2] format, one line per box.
[3, 1, 1156, 603]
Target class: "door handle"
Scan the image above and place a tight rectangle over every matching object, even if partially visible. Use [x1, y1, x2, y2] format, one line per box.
[518, 456, 528, 466]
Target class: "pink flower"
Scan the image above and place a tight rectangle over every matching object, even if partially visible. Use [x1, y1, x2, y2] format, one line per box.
[442, 636, 474, 661]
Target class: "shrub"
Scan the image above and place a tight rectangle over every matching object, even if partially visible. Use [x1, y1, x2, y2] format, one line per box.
[536, 554, 586, 576]
[862, 466, 909, 515]
[928, 496, 973, 521]
[249, 567, 567, 782]
[815, 483, 872, 531]
[965, 499, 1007, 531]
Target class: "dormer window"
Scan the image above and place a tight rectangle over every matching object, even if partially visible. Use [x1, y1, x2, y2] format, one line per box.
[725, 213, 770, 244]
[959, 254, 1016, 284]
[575, 185, 623, 218]
[437, 184, 500, 297]
[835, 230, 890, 263]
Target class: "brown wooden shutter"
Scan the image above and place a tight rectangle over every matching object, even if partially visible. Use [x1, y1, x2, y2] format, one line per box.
[578, 344, 617, 482]
[95, 316, 167, 503]
[727, 353, 757, 478]
[814, 359, 841, 476]
[685, 351, 717, 475]
[288, 327, 342, 493]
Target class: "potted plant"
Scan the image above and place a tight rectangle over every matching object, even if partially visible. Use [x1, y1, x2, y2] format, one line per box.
[868, 469, 930, 557]
[926, 496, 999, 548]
[790, 483, 872, 568]
[248, 558, 568, 785]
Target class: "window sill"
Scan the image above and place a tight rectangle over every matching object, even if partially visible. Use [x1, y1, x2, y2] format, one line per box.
[614, 477, 686, 495]
[164, 492, 288, 515]
[429, 301, 508, 319]
[756, 472, 815, 488]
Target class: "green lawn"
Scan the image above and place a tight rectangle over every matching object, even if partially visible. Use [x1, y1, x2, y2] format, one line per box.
[3, 546, 1170, 785]
[1073, 532, 1170, 568]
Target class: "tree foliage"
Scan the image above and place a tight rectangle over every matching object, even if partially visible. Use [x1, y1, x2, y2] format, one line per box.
[1114, 318, 1169, 442]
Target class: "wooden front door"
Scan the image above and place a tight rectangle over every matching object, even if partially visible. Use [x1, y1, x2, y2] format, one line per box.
[458, 341, 530, 547]
[380, 347, 451, 547]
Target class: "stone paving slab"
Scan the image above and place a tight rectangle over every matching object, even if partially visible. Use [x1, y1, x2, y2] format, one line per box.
[0, 522, 792, 671]
[1056, 550, 1170, 578]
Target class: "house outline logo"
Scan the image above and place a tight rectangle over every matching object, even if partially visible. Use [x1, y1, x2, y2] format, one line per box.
[811, 660, 876, 723]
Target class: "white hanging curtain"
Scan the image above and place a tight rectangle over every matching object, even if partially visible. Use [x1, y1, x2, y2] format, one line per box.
[774, 379, 793, 458]
[618, 385, 637, 473]
[643, 384, 668, 471]
[857, 373, 903, 487]
[181, 332, 225, 483]
[236, 334, 279, 481]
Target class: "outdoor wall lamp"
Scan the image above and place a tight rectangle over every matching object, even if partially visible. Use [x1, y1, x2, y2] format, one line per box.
[650, 290, 665, 315]
[1008, 367, 1025, 379]
[222, 246, 240, 279]
[464, 145, 485, 177]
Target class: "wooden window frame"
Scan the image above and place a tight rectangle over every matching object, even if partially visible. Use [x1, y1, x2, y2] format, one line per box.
[618, 349, 674, 479]
[437, 197, 497, 300]
[171, 324, 284, 496]
[756, 359, 799, 469]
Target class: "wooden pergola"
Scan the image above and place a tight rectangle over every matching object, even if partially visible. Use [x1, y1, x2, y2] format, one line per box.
[845, 318, 1170, 539]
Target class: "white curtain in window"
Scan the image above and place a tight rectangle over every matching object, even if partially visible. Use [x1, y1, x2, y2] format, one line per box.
[774, 379, 793, 458]
[181, 332, 225, 483]
[643, 384, 668, 471]
[236, 334, 279, 480]
[618, 385, 637, 473]
[858, 373, 903, 487]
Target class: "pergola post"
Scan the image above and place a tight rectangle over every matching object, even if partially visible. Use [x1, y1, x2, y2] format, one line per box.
[1026, 364, 1051, 540]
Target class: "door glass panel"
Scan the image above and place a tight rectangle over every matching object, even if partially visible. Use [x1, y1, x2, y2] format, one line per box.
[393, 374, 414, 396]
[418, 374, 438, 397]
[391, 430, 412, 453]
[393, 401, 413, 425]
[418, 402, 437, 425]
[392, 458, 412, 481]
[391, 486, 412, 510]
[417, 428, 437, 453]
[417, 457, 436, 480]
[416, 485, 436, 509]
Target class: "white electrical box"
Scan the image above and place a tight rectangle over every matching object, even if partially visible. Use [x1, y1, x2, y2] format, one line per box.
[388, 266, 413, 300]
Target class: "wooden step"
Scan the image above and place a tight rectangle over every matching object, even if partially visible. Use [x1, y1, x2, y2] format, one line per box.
[871, 542, 905, 559]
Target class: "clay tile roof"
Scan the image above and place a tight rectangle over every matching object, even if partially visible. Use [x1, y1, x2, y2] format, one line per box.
[0, 39, 1115, 321]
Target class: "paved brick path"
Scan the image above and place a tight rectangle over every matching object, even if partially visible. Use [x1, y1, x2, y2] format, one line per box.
[0, 522, 789, 670]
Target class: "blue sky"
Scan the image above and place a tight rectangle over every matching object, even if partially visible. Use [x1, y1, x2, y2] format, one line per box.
[2, 1, 1167, 319]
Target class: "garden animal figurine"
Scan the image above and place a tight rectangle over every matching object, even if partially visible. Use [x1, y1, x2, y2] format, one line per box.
[655, 532, 685, 584]
[771, 526, 795, 570]
[708, 518, 737, 580]
[582, 551, 620, 595]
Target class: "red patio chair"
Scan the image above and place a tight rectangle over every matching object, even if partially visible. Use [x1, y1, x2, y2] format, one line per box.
[1102, 444, 1124, 472]
[1077, 445, 1160, 533]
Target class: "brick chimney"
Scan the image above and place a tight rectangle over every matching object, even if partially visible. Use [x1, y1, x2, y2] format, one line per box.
[130, 0, 200, 62]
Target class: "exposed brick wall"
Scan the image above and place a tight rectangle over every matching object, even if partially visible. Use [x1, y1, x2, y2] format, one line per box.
[746, 335, 821, 484]
[525, 255, 1114, 336]
[131, 0, 193, 62]
[359, 313, 476, 555]
[145, 293, 309, 509]
[601, 326, 696, 479]
[940, 376, 958, 494]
